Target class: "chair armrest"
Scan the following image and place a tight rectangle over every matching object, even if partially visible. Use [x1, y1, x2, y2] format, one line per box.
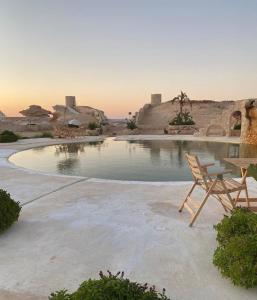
[201, 163, 215, 168]
[207, 170, 232, 179]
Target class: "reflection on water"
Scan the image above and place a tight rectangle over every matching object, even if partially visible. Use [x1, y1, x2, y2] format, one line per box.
[9, 139, 257, 181]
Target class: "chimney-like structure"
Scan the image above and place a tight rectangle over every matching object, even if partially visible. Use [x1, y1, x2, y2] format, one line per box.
[151, 94, 162, 106]
[65, 96, 76, 108]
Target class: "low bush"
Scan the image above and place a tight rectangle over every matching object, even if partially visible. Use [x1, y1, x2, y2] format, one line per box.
[169, 111, 195, 126]
[49, 271, 170, 300]
[126, 119, 137, 130]
[0, 189, 21, 233]
[214, 208, 257, 245]
[87, 122, 99, 130]
[0, 130, 19, 143]
[213, 208, 257, 288]
[213, 235, 257, 288]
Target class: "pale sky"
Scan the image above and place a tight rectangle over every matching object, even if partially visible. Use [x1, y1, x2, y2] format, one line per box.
[1, 0, 257, 118]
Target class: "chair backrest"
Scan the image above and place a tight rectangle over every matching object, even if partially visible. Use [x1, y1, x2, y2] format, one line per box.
[185, 153, 208, 183]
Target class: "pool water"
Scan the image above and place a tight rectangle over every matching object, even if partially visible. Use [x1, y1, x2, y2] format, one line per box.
[9, 139, 257, 181]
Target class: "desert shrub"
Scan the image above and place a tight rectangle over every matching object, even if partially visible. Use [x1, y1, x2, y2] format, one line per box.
[0, 189, 21, 233]
[49, 271, 170, 300]
[126, 119, 137, 130]
[169, 111, 195, 125]
[213, 208, 257, 288]
[87, 122, 98, 130]
[0, 130, 19, 143]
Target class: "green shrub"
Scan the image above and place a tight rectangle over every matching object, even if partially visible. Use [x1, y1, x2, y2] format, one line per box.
[49, 271, 170, 300]
[214, 208, 257, 245]
[126, 119, 137, 130]
[87, 122, 98, 130]
[213, 235, 257, 288]
[213, 208, 257, 288]
[0, 189, 21, 233]
[169, 111, 195, 125]
[0, 130, 19, 143]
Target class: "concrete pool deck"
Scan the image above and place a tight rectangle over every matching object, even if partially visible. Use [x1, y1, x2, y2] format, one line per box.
[0, 135, 257, 300]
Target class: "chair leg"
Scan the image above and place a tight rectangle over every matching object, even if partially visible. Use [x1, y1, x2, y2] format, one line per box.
[189, 193, 210, 227]
[189, 181, 216, 227]
[219, 180, 235, 210]
[216, 195, 229, 212]
[179, 181, 197, 212]
[245, 187, 250, 208]
[234, 189, 242, 206]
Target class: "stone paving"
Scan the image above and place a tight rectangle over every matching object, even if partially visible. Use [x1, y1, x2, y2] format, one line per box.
[0, 136, 257, 300]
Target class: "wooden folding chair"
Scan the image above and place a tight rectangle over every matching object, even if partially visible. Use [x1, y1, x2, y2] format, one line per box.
[179, 153, 248, 226]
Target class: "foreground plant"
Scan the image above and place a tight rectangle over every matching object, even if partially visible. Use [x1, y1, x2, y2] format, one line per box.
[213, 208, 257, 288]
[0, 130, 19, 143]
[0, 189, 21, 233]
[49, 271, 170, 300]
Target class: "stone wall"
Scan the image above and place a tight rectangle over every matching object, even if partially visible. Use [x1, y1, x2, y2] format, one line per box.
[136, 97, 248, 138]
[0, 117, 53, 132]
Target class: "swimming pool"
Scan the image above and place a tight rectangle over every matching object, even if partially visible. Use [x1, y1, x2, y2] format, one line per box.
[9, 139, 257, 181]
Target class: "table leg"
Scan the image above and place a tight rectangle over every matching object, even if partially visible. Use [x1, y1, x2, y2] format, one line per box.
[241, 168, 250, 208]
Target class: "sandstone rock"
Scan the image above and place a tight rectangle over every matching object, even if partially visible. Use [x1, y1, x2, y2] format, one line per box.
[20, 105, 51, 117]
[53, 105, 79, 115]
[53, 103, 107, 126]
[0, 111, 5, 119]
[68, 119, 81, 127]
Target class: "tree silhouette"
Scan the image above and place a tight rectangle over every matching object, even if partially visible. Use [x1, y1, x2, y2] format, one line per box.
[171, 91, 192, 114]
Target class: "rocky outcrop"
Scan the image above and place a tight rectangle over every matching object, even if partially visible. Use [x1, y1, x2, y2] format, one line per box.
[20, 105, 51, 118]
[53, 103, 107, 126]
[0, 111, 5, 120]
[0, 96, 108, 134]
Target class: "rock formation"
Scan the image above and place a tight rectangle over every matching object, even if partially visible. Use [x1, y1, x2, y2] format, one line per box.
[20, 105, 52, 118]
[0, 96, 108, 134]
[0, 111, 5, 120]
[53, 96, 107, 126]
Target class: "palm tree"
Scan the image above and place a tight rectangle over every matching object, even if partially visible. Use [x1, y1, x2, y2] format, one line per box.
[171, 91, 192, 114]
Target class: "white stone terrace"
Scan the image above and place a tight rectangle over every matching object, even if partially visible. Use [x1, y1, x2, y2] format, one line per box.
[0, 136, 256, 300]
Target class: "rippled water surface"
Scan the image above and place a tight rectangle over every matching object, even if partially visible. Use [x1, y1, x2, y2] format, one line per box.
[9, 139, 257, 181]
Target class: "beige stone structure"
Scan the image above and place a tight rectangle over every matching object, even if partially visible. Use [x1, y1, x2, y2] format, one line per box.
[0, 111, 6, 120]
[136, 94, 257, 142]
[0, 97, 108, 134]
[53, 96, 107, 126]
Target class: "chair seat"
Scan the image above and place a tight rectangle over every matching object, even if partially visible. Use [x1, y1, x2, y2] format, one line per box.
[201, 178, 245, 194]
